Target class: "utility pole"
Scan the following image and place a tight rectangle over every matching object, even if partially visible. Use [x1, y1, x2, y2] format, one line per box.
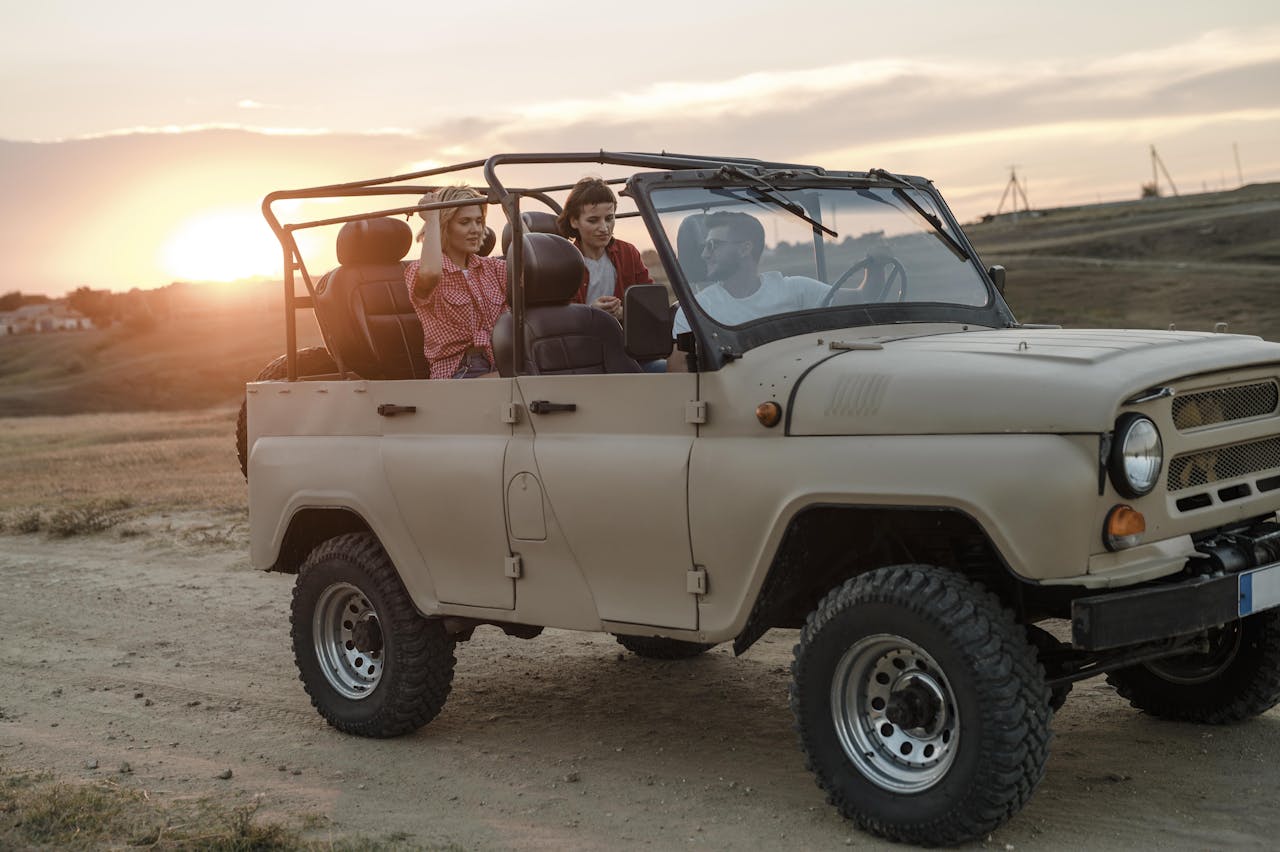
[1233, 142, 1244, 187]
[1150, 145, 1179, 197]
[996, 166, 1031, 222]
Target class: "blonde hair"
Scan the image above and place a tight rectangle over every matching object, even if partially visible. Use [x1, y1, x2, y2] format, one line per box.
[417, 184, 486, 242]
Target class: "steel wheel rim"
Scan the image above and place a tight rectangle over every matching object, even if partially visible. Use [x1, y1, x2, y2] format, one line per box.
[1145, 623, 1242, 684]
[831, 633, 959, 793]
[313, 582, 384, 700]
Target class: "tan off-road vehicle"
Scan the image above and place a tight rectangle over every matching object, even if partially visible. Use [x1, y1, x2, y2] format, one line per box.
[242, 152, 1280, 846]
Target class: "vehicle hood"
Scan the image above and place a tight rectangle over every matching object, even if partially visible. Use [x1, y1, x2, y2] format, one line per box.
[787, 328, 1280, 435]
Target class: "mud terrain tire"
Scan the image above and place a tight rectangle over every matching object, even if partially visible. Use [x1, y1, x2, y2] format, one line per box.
[1106, 610, 1280, 724]
[614, 635, 716, 659]
[790, 564, 1051, 847]
[292, 532, 455, 737]
[236, 346, 338, 478]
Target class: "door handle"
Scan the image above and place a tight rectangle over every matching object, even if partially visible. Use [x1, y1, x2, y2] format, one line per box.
[528, 400, 577, 414]
[377, 404, 418, 417]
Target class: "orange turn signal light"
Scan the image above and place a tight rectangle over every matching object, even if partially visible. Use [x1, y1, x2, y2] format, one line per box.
[756, 401, 783, 428]
[1103, 504, 1146, 551]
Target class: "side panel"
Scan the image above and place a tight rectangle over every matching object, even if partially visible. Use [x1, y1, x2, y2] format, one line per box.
[687, 433, 1101, 640]
[377, 378, 516, 610]
[247, 379, 441, 611]
[512, 372, 699, 630]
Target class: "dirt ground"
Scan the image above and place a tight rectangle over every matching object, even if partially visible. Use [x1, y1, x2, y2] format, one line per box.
[2, 513, 1279, 850]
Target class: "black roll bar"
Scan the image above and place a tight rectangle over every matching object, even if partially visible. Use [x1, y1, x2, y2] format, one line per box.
[260, 150, 831, 380]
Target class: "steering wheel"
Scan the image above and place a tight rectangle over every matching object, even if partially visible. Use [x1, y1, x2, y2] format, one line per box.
[821, 254, 908, 307]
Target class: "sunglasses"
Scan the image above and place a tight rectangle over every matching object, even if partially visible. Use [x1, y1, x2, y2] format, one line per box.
[703, 238, 746, 252]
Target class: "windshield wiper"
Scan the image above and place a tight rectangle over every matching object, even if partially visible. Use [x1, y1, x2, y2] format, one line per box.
[715, 165, 838, 238]
[867, 168, 967, 261]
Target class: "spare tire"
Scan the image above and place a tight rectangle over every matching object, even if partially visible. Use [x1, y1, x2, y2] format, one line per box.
[236, 347, 339, 479]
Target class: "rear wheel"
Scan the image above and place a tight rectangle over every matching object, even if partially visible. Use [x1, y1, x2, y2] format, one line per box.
[791, 565, 1051, 846]
[237, 346, 338, 478]
[614, 634, 715, 660]
[292, 532, 455, 737]
[1106, 611, 1280, 723]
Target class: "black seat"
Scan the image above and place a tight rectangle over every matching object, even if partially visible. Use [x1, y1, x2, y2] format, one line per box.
[676, 213, 711, 286]
[312, 217, 497, 380]
[312, 218, 423, 379]
[492, 233, 642, 377]
[500, 210, 562, 255]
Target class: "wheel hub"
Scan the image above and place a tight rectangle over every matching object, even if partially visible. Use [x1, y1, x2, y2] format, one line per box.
[312, 582, 384, 700]
[884, 672, 946, 737]
[351, 616, 383, 654]
[831, 636, 959, 793]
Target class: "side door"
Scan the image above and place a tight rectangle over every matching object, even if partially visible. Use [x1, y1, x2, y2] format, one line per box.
[378, 377, 517, 610]
[509, 372, 700, 630]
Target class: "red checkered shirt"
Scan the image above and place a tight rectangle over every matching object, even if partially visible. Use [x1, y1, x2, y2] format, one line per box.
[405, 254, 508, 379]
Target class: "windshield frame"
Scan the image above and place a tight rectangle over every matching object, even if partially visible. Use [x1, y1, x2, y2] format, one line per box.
[631, 169, 1016, 371]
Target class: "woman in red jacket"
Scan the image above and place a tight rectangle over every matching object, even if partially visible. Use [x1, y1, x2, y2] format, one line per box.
[556, 177, 653, 321]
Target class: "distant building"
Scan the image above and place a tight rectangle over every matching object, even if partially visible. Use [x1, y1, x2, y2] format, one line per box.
[0, 303, 95, 335]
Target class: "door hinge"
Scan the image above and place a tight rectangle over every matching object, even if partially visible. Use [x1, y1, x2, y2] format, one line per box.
[501, 402, 521, 424]
[686, 568, 707, 595]
[504, 555, 523, 579]
[685, 401, 707, 425]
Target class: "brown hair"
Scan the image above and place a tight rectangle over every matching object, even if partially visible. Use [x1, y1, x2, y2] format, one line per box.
[556, 177, 617, 240]
[705, 210, 765, 263]
[416, 185, 486, 242]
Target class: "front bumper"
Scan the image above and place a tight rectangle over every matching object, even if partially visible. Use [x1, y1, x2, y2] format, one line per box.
[1072, 558, 1280, 650]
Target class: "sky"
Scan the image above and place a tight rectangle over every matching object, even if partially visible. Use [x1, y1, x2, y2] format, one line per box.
[2, 0, 1278, 295]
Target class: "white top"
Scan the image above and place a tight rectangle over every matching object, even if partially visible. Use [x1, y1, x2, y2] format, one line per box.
[672, 271, 829, 335]
[583, 253, 617, 305]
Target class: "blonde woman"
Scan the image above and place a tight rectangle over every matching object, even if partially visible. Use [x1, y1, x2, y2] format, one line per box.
[406, 186, 507, 378]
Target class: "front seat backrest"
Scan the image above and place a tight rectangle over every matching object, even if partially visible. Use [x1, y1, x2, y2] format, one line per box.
[312, 217, 427, 379]
[492, 233, 642, 377]
[500, 210, 561, 256]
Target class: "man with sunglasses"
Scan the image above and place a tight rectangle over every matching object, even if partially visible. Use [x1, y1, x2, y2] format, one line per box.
[668, 211, 828, 370]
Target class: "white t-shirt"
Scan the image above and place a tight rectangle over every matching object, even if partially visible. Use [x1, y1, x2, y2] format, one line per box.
[583, 253, 617, 305]
[672, 271, 829, 335]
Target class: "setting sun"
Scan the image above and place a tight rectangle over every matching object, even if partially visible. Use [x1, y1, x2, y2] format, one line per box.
[161, 208, 283, 282]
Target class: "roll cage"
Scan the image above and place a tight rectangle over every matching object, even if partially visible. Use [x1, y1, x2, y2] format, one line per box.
[260, 151, 1014, 378]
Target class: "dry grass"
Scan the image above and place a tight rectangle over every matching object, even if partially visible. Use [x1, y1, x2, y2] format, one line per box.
[0, 408, 247, 526]
[0, 767, 436, 850]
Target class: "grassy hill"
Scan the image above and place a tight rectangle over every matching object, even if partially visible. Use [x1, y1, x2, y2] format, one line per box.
[966, 182, 1280, 339]
[1, 183, 1276, 417]
[0, 301, 322, 416]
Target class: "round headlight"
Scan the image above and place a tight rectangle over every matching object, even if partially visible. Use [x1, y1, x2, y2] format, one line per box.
[1109, 413, 1163, 497]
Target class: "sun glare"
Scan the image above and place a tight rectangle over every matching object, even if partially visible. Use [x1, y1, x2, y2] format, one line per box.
[161, 209, 283, 282]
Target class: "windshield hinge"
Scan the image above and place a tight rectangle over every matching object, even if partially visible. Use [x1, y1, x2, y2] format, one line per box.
[686, 568, 708, 595]
[685, 401, 707, 425]
[829, 340, 884, 351]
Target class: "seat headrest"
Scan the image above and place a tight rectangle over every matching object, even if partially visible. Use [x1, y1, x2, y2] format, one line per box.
[336, 218, 413, 265]
[522, 233, 585, 306]
[676, 213, 710, 284]
[501, 210, 561, 255]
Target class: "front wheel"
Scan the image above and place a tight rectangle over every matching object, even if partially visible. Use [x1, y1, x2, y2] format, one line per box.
[292, 532, 455, 737]
[790, 565, 1051, 846]
[1106, 611, 1280, 723]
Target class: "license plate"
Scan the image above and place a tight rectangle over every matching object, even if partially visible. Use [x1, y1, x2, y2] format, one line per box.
[1239, 561, 1280, 617]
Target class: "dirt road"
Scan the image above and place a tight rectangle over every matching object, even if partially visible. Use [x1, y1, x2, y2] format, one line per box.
[3, 518, 1278, 849]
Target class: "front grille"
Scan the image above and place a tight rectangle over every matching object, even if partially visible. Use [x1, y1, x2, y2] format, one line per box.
[1172, 381, 1279, 430]
[1167, 436, 1280, 491]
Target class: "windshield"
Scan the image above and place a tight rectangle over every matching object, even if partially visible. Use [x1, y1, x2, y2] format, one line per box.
[652, 185, 991, 331]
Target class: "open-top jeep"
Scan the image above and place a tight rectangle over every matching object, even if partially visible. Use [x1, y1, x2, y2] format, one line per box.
[244, 152, 1280, 846]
